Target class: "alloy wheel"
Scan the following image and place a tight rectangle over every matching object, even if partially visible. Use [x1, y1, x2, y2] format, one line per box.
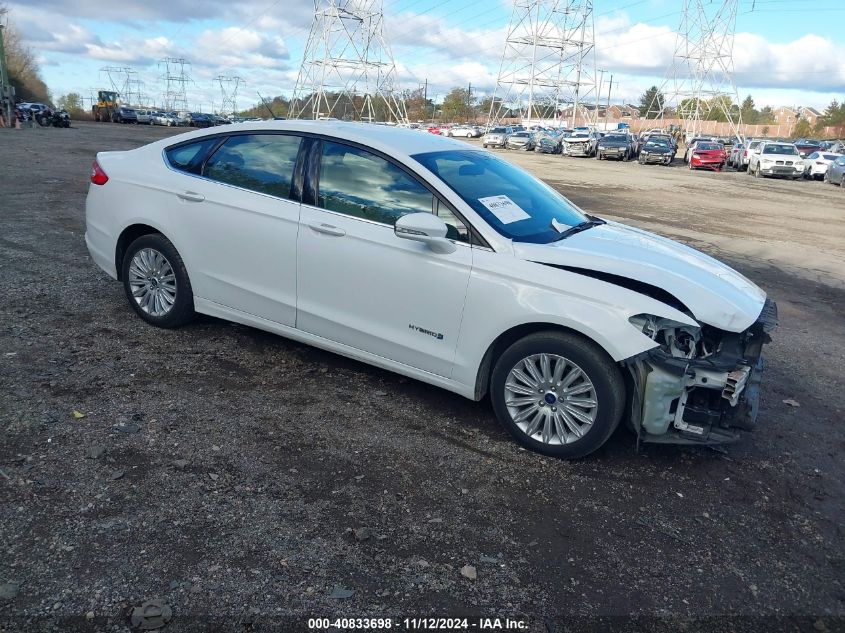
[504, 353, 598, 445]
[128, 248, 177, 317]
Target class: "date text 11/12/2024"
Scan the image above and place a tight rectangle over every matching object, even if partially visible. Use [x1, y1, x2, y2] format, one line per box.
[308, 617, 528, 630]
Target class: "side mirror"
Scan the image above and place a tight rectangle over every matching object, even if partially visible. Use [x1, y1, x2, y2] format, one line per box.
[394, 212, 457, 254]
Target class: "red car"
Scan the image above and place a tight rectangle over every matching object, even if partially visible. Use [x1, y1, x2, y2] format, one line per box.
[689, 142, 727, 171]
[426, 126, 442, 135]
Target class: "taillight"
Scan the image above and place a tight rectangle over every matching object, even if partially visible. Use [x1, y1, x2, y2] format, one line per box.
[90, 160, 109, 186]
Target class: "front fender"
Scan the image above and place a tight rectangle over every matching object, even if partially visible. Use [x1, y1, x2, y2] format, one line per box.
[451, 250, 697, 392]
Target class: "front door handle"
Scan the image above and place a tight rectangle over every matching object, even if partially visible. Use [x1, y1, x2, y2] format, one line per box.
[177, 191, 205, 202]
[309, 223, 346, 237]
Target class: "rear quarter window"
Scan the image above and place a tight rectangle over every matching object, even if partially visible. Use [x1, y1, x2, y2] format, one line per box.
[165, 138, 221, 174]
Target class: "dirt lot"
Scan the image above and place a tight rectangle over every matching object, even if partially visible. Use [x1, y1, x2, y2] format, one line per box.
[1, 122, 844, 632]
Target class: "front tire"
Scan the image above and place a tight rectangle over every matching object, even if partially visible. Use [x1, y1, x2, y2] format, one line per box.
[122, 234, 195, 328]
[490, 331, 625, 459]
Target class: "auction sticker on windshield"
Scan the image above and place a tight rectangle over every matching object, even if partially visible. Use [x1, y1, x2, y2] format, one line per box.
[478, 195, 530, 224]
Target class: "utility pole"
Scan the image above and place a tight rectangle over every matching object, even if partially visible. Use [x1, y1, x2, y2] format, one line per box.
[603, 75, 613, 131]
[467, 82, 472, 122]
[596, 68, 606, 125]
[0, 25, 13, 125]
[423, 79, 428, 121]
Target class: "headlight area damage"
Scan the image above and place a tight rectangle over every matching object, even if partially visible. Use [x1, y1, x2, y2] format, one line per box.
[624, 299, 778, 445]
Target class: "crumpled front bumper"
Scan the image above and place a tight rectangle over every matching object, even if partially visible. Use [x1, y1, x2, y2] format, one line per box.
[566, 143, 592, 157]
[623, 298, 778, 445]
[641, 152, 673, 164]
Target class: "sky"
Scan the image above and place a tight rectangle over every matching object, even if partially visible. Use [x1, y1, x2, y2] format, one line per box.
[6, 0, 845, 113]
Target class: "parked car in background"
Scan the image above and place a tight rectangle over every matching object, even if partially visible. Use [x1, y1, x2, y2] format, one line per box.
[534, 134, 563, 154]
[152, 112, 179, 126]
[826, 140, 845, 154]
[561, 130, 599, 157]
[135, 109, 154, 124]
[426, 126, 443, 135]
[114, 107, 138, 124]
[482, 126, 513, 148]
[188, 113, 214, 128]
[824, 155, 845, 186]
[794, 139, 822, 158]
[638, 138, 675, 166]
[596, 133, 635, 161]
[738, 139, 763, 171]
[803, 152, 843, 180]
[213, 115, 231, 126]
[689, 141, 727, 171]
[640, 132, 677, 153]
[447, 125, 481, 138]
[683, 138, 712, 163]
[505, 131, 536, 151]
[727, 143, 744, 168]
[748, 142, 803, 179]
[84, 120, 776, 459]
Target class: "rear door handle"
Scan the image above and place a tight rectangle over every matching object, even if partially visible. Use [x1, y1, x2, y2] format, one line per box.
[308, 223, 346, 237]
[177, 191, 205, 202]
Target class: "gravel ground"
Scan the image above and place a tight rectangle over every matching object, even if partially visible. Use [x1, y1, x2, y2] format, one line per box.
[1, 122, 843, 633]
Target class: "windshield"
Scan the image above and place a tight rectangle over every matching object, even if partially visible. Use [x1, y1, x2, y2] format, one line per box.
[645, 141, 669, 149]
[697, 143, 722, 151]
[490, 127, 506, 134]
[763, 144, 798, 155]
[412, 150, 587, 244]
[603, 135, 627, 142]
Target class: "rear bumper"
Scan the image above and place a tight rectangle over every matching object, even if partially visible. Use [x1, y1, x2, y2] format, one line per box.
[85, 230, 117, 279]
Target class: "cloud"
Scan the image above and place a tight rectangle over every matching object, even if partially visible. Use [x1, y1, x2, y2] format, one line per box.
[7, 0, 845, 111]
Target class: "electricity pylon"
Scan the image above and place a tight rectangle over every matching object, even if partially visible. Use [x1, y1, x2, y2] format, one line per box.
[215, 76, 243, 117]
[651, 0, 742, 138]
[290, 0, 407, 123]
[488, 0, 598, 128]
[159, 58, 191, 112]
[101, 66, 137, 104]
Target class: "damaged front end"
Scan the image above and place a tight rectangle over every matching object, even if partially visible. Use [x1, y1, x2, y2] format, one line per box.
[623, 299, 778, 445]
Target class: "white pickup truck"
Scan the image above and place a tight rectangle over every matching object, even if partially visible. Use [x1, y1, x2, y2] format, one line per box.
[747, 141, 804, 180]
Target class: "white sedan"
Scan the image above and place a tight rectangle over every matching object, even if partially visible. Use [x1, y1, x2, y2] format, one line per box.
[85, 121, 776, 458]
[803, 151, 843, 180]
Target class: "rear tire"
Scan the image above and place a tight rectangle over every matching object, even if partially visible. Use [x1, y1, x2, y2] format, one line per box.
[122, 234, 195, 329]
[490, 331, 625, 459]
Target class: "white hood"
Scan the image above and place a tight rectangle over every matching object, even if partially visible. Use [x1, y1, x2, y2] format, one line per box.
[513, 221, 766, 332]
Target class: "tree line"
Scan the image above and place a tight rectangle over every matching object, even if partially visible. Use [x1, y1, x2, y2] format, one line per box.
[638, 85, 845, 137]
[1, 4, 50, 104]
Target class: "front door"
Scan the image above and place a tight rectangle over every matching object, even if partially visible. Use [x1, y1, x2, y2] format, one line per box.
[296, 140, 473, 378]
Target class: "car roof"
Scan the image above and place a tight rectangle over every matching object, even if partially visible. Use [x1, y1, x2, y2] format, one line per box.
[154, 120, 483, 158]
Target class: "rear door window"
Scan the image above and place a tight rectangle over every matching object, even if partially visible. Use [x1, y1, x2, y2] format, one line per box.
[203, 134, 302, 199]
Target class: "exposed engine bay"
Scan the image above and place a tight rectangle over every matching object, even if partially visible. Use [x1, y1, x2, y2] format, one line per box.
[624, 298, 778, 444]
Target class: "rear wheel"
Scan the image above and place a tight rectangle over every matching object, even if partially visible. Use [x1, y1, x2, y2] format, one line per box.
[122, 234, 195, 328]
[755, 164, 763, 178]
[490, 332, 625, 459]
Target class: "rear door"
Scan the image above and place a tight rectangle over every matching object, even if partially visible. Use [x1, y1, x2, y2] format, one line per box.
[164, 133, 304, 325]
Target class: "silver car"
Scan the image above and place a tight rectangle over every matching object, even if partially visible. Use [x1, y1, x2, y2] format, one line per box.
[482, 126, 513, 148]
[739, 140, 762, 171]
[447, 125, 481, 138]
[825, 155, 845, 186]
